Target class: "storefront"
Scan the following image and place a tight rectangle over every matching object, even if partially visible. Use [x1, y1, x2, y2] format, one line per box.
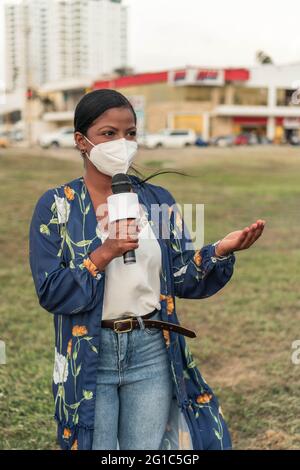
[232, 116, 268, 138]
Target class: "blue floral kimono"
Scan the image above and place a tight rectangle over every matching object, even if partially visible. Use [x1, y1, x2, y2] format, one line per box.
[29, 174, 236, 451]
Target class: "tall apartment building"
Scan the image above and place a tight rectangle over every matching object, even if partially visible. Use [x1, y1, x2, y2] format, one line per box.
[4, 0, 128, 91]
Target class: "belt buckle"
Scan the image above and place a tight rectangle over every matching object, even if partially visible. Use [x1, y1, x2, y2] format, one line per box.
[113, 318, 133, 334]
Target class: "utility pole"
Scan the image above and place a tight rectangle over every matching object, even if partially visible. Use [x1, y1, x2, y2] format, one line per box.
[24, 4, 33, 147]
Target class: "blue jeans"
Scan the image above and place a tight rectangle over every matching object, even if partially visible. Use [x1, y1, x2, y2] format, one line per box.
[92, 310, 174, 450]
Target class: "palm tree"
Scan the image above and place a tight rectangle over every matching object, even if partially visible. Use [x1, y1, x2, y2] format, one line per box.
[256, 50, 274, 65]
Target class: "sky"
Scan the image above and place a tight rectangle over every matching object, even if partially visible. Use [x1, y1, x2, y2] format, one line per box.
[1, 0, 300, 87]
[124, 0, 300, 72]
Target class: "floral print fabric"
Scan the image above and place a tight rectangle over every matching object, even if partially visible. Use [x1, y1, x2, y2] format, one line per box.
[29, 174, 235, 450]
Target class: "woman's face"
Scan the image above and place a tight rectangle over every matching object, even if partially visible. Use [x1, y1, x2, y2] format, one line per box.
[75, 106, 137, 156]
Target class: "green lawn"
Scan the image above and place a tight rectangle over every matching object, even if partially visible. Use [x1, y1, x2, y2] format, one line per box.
[0, 147, 300, 449]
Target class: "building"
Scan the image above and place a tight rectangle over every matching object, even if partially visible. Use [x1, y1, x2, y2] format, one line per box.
[2, 59, 300, 144]
[4, 0, 127, 90]
[1, 0, 128, 141]
[48, 0, 127, 84]
[92, 64, 300, 143]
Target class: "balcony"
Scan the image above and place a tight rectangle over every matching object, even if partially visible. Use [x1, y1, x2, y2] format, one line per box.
[215, 104, 300, 118]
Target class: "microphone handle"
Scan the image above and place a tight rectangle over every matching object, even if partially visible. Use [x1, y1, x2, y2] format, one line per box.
[123, 250, 136, 265]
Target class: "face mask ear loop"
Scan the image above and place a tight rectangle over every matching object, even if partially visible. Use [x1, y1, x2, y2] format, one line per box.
[82, 134, 95, 147]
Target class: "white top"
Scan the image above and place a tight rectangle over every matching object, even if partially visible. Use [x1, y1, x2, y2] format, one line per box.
[100, 206, 162, 320]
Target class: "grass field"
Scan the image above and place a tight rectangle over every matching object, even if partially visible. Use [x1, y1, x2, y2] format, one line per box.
[0, 145, 300, 449]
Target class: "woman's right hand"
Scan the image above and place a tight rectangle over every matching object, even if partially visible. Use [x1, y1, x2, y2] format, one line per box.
[102, 218, 140, 260]
[89, 218, 140, 271]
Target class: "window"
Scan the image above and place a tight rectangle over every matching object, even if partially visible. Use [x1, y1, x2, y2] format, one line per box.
[169, 131, 189, 136]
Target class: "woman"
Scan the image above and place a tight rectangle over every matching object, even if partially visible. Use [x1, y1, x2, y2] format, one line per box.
[29, 89, 265, 450]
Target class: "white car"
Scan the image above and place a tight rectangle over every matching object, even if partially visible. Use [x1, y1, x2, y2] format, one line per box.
[138, 129, 196, 149]
[38, 127, 75, 148]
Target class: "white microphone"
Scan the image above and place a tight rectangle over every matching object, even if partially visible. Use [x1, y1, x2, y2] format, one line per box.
[108, 173, 140, 264]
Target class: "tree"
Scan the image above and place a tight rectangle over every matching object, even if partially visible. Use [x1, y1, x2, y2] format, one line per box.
[256, 50, 274, 65]
[113, 66, 135, 77]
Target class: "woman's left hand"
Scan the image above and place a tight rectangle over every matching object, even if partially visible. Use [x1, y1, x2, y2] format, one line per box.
[214, 219, 266, 257]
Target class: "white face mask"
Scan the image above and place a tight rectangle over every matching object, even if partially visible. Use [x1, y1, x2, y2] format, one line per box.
[83, 135, 138, 177]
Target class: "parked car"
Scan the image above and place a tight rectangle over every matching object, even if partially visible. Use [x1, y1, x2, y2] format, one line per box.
[195, 136, 209, 147]
[209, 135, 234, 147]
[10, 129, 24, 142]
[258, 136, 272, 145]
[289, 134, 300, 146]
[234, 132, 260, 145]
[38, 127, 75, 148]
[138, 129, 196, 149]
[234, 134, 249, 146]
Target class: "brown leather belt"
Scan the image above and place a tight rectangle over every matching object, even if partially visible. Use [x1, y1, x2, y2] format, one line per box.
[101, 309, 197, 338]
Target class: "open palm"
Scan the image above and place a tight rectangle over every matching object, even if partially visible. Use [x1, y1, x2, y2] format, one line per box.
[215, 219, 266, 257]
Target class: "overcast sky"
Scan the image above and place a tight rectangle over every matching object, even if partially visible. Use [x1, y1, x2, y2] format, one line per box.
[124, 0, 300, 71]
[1, 0, 300, 86]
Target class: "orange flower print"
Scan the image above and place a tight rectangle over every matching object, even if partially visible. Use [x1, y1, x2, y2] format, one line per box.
[64, 186, 75, 201]
[72, 325, 88, 337]
[67, 339, 72, 356]
[193, 250, 202, 267]
[63, 428, 72, 439]
[196, 393, 213, 404]
[163, 329, 170, 347]
[71, 439, 78, 450]
[83, 257, 99, 278]
[166, 296, 174, 315]
[160, 294, 174, 315]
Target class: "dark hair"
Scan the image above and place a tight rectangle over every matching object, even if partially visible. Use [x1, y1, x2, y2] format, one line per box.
[74, 88, 190, 183]
[74, 88, 137, 135]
